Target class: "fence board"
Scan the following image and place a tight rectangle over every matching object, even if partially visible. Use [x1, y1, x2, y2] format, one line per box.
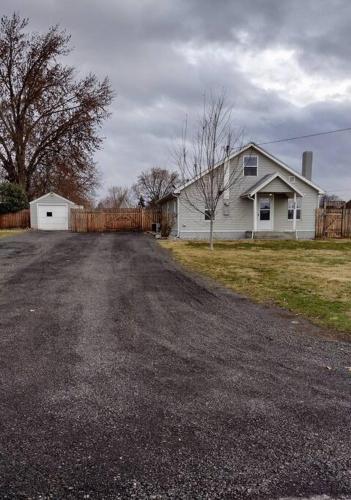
[0, 209, 30, 229]
[315, 208, 351, 238]
[71, 208, 161, 233]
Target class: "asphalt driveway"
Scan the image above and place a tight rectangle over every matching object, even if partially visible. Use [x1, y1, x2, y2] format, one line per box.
[0, 231, 350, 499]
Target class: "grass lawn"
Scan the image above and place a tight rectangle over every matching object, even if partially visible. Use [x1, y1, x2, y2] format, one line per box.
[0, 229, 25, 238]
[160, 239, 351, 334]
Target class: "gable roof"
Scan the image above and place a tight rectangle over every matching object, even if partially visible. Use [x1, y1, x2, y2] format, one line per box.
[241, 174, 274, 197]
[29, 192, 76, 205]
[241, 172, 304, 198]
[174, 142, 324, 195]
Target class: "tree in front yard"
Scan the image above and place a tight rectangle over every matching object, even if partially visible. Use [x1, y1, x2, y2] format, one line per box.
[175, 92, 245, 250]
[0, 182, 28, 213]
[0, 13, 113, 201]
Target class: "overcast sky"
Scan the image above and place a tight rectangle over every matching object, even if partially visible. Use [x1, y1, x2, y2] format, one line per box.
[2, 0, 351, 199]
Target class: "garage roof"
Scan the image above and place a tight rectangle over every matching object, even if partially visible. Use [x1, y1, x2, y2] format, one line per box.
[29, 192, 76, 205]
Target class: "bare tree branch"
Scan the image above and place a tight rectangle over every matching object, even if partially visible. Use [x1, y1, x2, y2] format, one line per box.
[98, 186, 133, 209]
[175, 92, 245, 249]
[133, 167, 179, 206]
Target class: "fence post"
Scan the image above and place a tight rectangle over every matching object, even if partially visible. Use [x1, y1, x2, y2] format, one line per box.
[141, 208, 144, 231]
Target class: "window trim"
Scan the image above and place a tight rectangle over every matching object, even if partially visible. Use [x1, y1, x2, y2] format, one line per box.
[204, 208, 215, 221]
[288, 197, 302, 221]
[259, 196, 272, 222]
[243, 155, 258, 177]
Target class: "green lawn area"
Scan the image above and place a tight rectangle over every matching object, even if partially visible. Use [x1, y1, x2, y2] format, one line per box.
[0, 229, 25, 238]
[160, 239, 351, 334]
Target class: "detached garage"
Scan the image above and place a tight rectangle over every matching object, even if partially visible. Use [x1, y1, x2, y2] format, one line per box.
[30, 192, 80, 230]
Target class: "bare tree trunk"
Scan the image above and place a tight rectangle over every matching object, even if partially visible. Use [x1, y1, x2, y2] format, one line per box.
[17, 157, 27, 190]
[175, 92, 244, 253]
[209, 217, 214, 250]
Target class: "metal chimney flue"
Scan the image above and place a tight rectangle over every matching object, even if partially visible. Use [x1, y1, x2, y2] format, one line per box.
[302, 151, 313, 180]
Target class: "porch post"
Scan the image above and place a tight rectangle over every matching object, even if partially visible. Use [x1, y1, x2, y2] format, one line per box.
[293, 191, 297, 232]
[253, 193, 257, 236]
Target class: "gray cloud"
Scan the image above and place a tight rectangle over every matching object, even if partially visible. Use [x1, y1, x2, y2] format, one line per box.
[1, 0, 351, 200]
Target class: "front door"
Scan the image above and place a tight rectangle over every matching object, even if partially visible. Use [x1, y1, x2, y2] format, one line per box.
[257, 195, 273, 231]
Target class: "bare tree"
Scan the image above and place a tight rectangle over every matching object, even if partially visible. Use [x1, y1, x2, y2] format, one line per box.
[133, 167, 178, 206]
[0, 13, 113, 200]
[175, 93, 245, 250]
[98, 186, 132, 209]
[319, 193, 344, 208]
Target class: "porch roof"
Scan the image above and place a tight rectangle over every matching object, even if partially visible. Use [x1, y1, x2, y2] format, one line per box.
[241, 173, 303, 198]
[157, 192, 177, 204]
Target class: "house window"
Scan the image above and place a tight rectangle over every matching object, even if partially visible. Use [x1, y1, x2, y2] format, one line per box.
[46, 212, 53, 217]
[243, 155, 258, 176]
[288, 197, 302, 220]
[205, 209, 215, 220]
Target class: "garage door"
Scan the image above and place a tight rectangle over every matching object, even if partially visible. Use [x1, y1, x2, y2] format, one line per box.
[37, 204, 68, 230]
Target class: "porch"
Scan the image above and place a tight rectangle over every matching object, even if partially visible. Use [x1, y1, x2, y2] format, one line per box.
[241, 173, 303, 239]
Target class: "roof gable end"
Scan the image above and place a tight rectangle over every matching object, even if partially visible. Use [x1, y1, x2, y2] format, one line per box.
[175, 142, 324, 195]
[240, 143, 324, 194]
[30, 192, 76, 205]
[241, 172, 304, 198]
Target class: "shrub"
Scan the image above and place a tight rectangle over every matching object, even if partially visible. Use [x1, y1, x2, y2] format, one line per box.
[160, 213, 174, 237]
[0, 182, 28, 214]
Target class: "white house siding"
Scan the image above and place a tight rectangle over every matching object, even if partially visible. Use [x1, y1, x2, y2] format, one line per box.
[177, 147, 320, 240]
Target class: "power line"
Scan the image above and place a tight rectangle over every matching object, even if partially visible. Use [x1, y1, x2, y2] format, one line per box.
[256, 126, 351, 147]
[324, 189, 351, 193]
[226, 126, 351, 155]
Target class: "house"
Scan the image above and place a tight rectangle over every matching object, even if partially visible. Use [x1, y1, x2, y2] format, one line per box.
[30, 192, 82, 230]
[158, 143, 324, 240]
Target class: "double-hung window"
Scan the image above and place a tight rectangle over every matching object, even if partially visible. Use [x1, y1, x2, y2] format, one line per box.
[243, 155, 258, 176]
[288, 197, 302, 220]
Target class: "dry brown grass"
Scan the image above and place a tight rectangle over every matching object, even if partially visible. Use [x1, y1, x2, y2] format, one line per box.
[0, 229, 24, 238]
[160, 239, 351, 333]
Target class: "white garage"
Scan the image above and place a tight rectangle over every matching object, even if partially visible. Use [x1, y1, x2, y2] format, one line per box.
[30, 192, 80, 230]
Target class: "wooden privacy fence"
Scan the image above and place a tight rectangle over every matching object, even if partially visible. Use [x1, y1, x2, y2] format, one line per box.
[70, 208, 161, 233]
[0, 209, 30, 229]
[315, 208, 351, 238]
